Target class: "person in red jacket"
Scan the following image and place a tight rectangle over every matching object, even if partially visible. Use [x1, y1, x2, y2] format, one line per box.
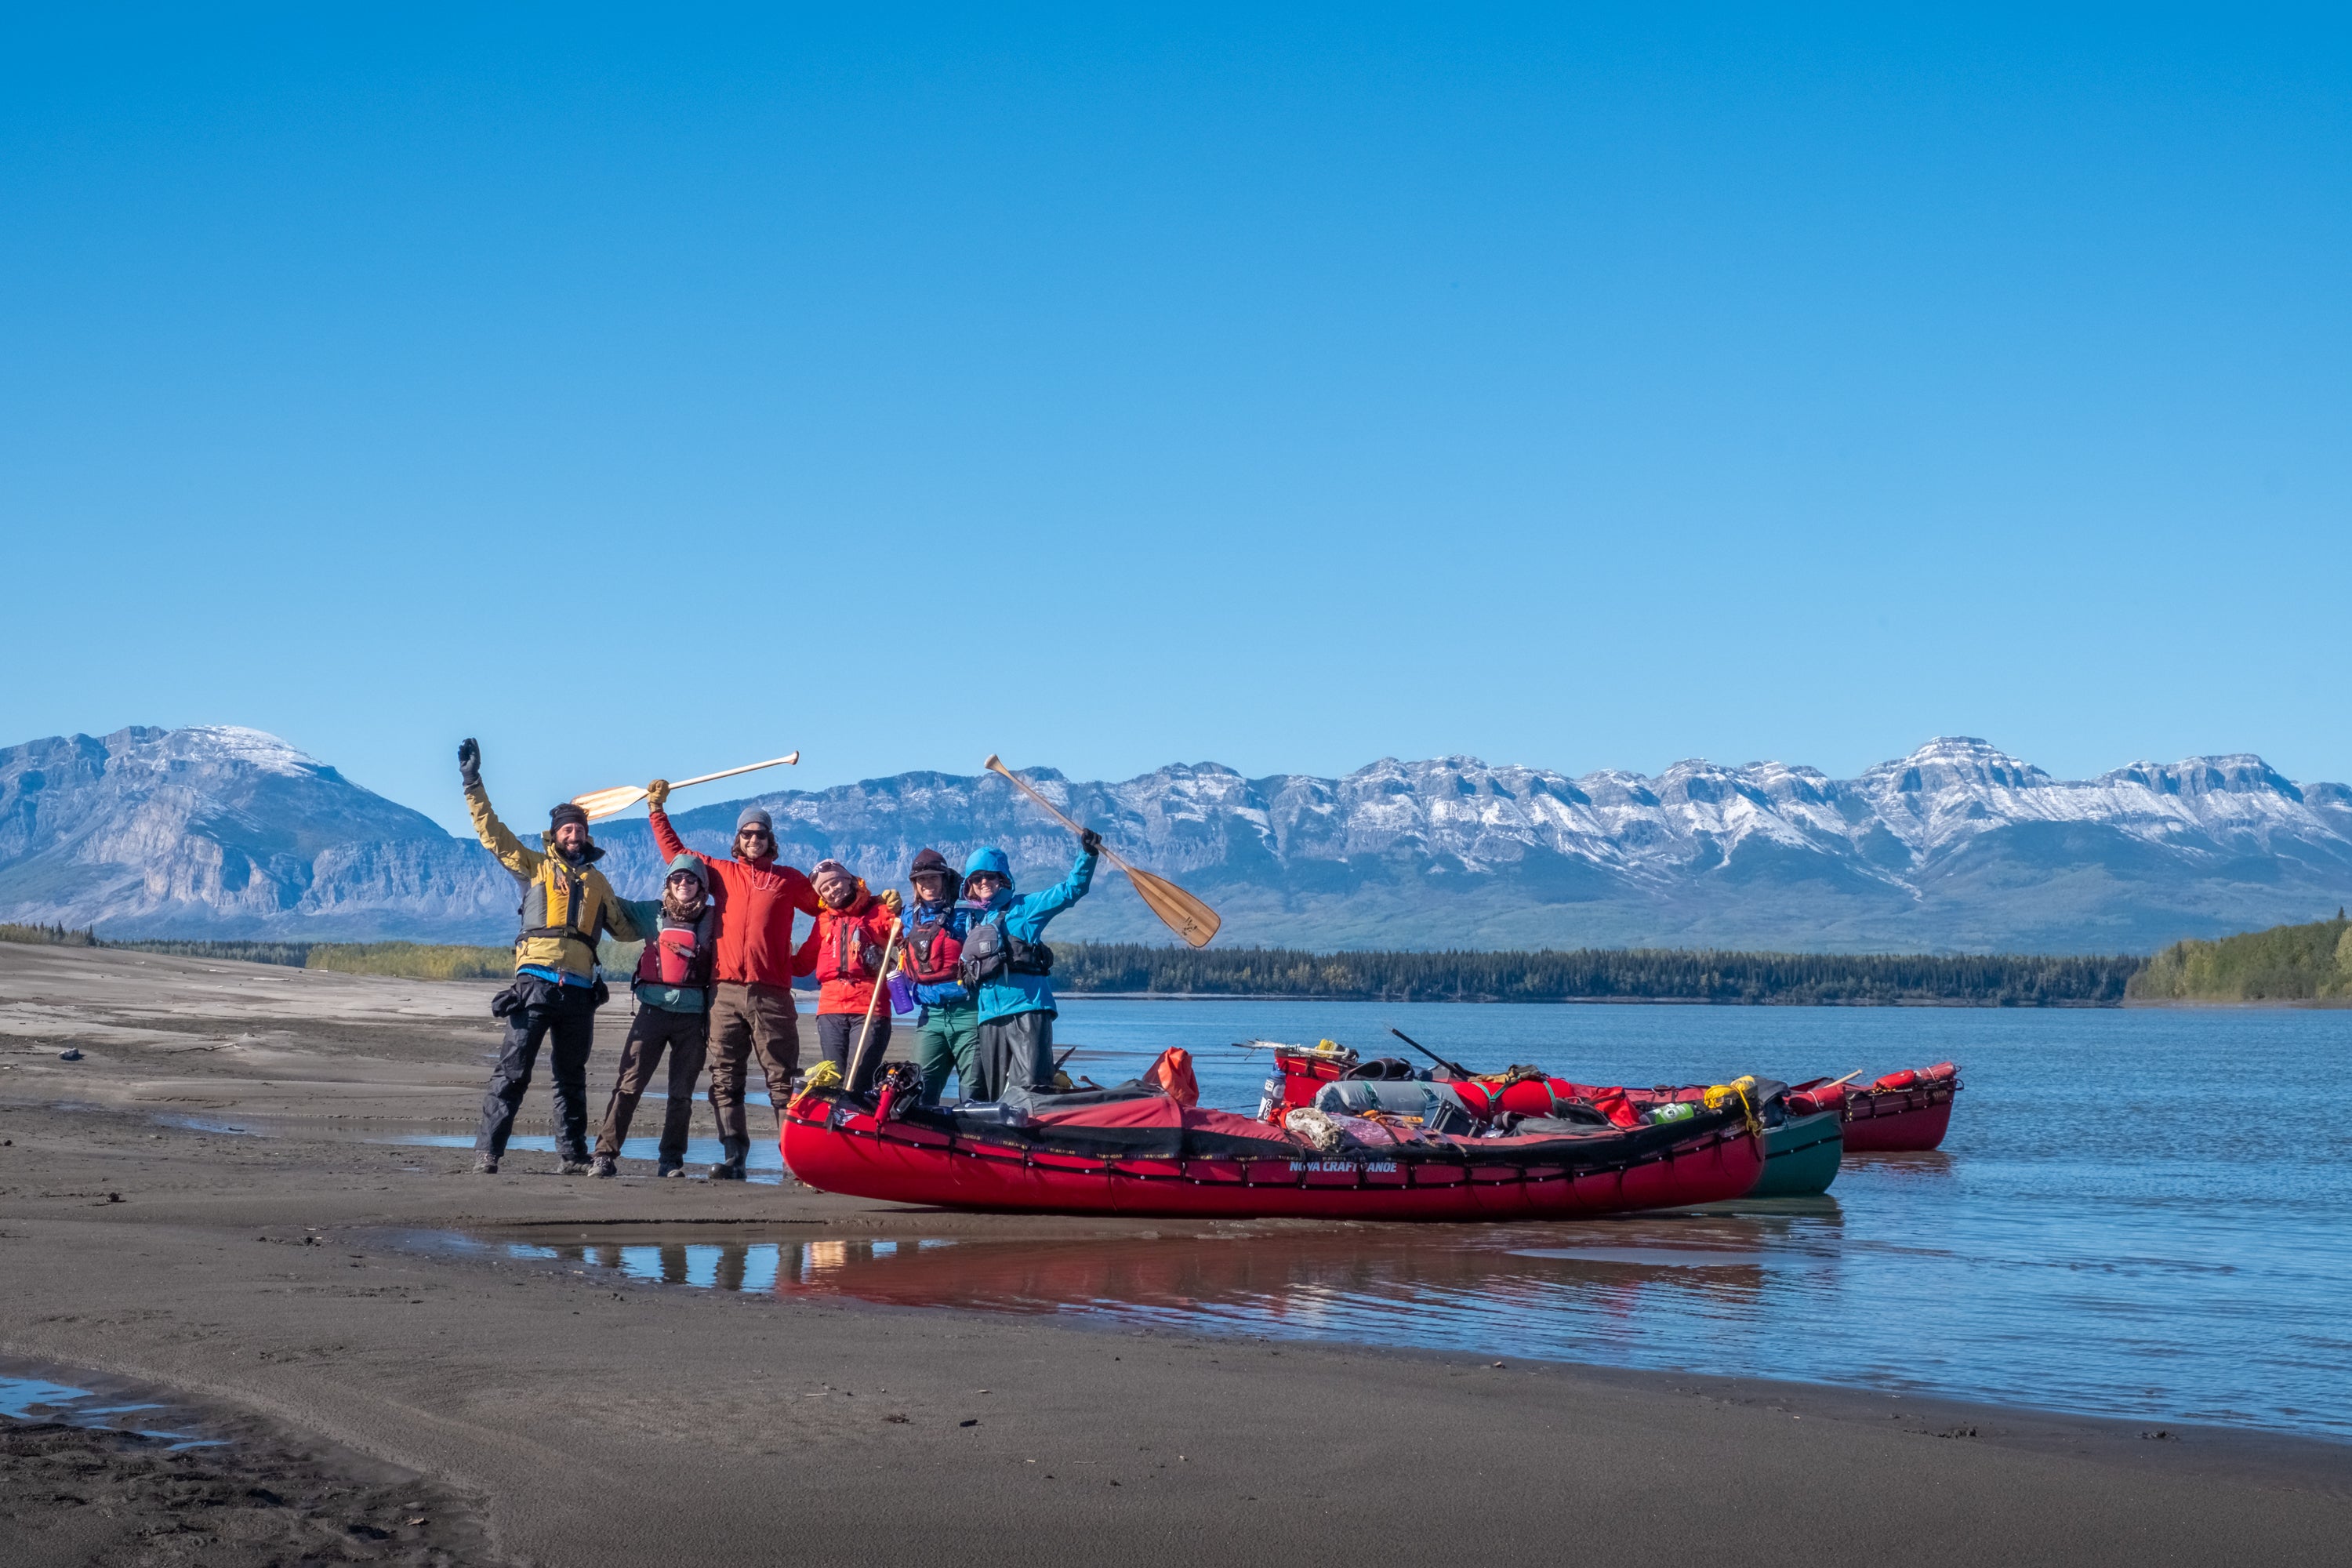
[647, 784, 820, 1180]
[793, 859, 902, 1086]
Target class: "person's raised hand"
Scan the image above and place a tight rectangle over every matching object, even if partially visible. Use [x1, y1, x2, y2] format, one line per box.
[457, 738, 481, 788]
[1079, 828, 1104, 856]
[645, 779, 670, 809]
[878, 887, 903, 915]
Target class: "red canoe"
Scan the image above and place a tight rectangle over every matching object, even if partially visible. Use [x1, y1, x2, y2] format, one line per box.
[1788, 1062, 1962, 1152]
[1282, 1047, 1962, 1154]
[780, 1086, 1765, 1221]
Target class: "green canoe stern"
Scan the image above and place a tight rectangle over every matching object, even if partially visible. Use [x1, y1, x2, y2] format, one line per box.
[1748, 1108, 1843, 1197]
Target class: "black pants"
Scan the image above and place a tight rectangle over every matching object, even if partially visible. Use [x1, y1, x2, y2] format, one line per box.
[594, 1005, 710, 1163]
[817, 1011, 892, 1090]
[974, 1011, 1051, 1102]
[477, 976, 600, 1161]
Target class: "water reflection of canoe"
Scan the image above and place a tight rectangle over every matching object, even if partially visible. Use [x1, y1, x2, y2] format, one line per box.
[780, 1087, 1765, 1221]
[779, 1231, 1774, 1316]
[1789, 1063, 1962, 1152]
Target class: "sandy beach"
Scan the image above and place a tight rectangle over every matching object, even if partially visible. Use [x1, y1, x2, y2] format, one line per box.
[2, 942, 2345, 1566]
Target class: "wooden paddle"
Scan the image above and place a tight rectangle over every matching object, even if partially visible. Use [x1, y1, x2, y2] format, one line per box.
[983, 755, 1221, 948]
[845, 924, 903, 1093]
[570, 752, 800, 822]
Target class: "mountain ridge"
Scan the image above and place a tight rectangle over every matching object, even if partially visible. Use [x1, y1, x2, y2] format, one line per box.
[3, 726, 2348, 953]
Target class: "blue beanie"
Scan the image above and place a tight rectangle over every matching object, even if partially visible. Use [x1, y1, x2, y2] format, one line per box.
[962, 845, 1012, 886]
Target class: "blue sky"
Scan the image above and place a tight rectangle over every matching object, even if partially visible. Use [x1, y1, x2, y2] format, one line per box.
[5, 8, 2347, 832]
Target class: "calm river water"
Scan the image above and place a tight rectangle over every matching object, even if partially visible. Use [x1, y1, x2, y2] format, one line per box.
[489, 1000, 2352, 1440]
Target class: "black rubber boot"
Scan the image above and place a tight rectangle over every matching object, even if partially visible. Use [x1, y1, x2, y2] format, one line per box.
[708, 1137, 749, 1181]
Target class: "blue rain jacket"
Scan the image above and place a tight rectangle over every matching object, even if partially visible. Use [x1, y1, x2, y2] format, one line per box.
[966, 847, 1097, 1023]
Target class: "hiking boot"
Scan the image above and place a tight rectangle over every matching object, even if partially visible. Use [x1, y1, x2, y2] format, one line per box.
[656, 1159, 685, 1178]
[590, 1155, 618, 1179]
[557, 1157, 593, 1176]
[473, 1153, 499, 1175]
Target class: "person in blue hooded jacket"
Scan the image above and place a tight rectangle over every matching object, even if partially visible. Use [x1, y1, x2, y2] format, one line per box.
[960, 834, 1098, 1099]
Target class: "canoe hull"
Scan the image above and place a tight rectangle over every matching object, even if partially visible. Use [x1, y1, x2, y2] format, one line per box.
[1791, 1063, 1962, 1153]
[1747, 1109, 1843, 1196]
[782, 1098, 1766, 1222]
[1841, 1096, 1955, 1152]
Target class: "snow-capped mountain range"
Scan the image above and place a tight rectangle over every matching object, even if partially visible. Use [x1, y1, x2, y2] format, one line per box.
[4, 726, 2348, 953]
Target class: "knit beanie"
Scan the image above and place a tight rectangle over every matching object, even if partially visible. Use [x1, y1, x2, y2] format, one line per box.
[737, 805, 773, 833]
[548, 802, 590, 831]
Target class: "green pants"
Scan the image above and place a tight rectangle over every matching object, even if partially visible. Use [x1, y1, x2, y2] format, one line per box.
[914, 1000, 982, 1103]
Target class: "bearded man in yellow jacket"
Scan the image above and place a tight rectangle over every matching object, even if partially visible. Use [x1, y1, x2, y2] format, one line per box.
[459, 738, 643, 1174]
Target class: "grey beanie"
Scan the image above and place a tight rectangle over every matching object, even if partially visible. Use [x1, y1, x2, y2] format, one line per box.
[737, 806, 773, 833]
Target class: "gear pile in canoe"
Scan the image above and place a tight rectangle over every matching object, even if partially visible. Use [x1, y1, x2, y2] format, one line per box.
[1265, 1039, 1962, 1198]
[1261, 1041, 1846, 1199]
[779, 1047, 1777, 1221]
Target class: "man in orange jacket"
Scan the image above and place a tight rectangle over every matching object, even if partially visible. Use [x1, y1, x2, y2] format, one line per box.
[647, 786, 820, 1179]
[794, 859, 902, 1085]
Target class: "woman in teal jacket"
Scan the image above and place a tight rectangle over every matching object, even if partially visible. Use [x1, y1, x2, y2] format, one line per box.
[962, 838, 1097, 1098]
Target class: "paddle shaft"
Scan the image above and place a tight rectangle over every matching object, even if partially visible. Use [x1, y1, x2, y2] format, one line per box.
[670, 753, 799, 791]
[846, 924, 902, 1093]
[984, 754, 1221, 948]
[984, 754, 1132, 870]
[572, 752, 799, 820]
[1388, 1025, 1476, 1080]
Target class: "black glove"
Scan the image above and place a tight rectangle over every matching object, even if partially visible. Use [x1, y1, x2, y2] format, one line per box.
[1079, 828, 1103, 856]
[457, 738, 481, 789]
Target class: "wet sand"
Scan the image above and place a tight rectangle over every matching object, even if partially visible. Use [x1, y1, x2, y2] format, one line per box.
[2, 943, 2345, 1566]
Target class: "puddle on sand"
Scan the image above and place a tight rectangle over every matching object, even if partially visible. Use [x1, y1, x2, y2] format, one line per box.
[0, 1363, 227, 1449]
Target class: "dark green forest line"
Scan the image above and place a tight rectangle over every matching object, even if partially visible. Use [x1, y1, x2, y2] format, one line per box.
[2, 923, 2146, 1004]
[1050, 944, 2143, 1005]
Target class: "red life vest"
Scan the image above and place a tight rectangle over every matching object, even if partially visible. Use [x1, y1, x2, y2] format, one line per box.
[904, 908, 964, 984]
[815, 897, 887, 983]
[633, 924, 710, 989]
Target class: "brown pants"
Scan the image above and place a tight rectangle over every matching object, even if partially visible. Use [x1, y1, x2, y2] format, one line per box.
[706, 982, 800, 1148]
[593, 1005, 709, 1163]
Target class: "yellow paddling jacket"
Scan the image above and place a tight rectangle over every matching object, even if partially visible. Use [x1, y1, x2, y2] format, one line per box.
[465, 782, 642, 980]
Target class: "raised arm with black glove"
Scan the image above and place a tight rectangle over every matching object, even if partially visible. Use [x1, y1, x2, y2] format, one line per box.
[1079, 828, 1103, 856]
[458, 738, 482, 789]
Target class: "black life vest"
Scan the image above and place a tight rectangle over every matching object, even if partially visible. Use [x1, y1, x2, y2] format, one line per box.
[957, 911, 1052, 989]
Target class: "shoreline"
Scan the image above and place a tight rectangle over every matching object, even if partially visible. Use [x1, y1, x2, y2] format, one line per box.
[5, 944, 2347, 1565]
[1065, 990, 2128, 1006]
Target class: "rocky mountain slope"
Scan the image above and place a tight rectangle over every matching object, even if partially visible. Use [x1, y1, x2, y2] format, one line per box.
[0, 728, 515, 938]
[5, 728, 2349, 953]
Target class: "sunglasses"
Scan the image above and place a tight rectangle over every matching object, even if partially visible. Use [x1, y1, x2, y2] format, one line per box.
[738, 826, 772, 839]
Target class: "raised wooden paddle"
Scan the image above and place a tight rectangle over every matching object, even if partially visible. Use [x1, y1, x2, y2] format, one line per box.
[569, 752, 800, 822]
[984, 754, 1221, 948]
[845, 924, 903, 1094]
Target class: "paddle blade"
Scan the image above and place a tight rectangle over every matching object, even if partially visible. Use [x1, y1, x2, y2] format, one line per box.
[1123, 863, 1221, 948]
[570, 783, 648, 821]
